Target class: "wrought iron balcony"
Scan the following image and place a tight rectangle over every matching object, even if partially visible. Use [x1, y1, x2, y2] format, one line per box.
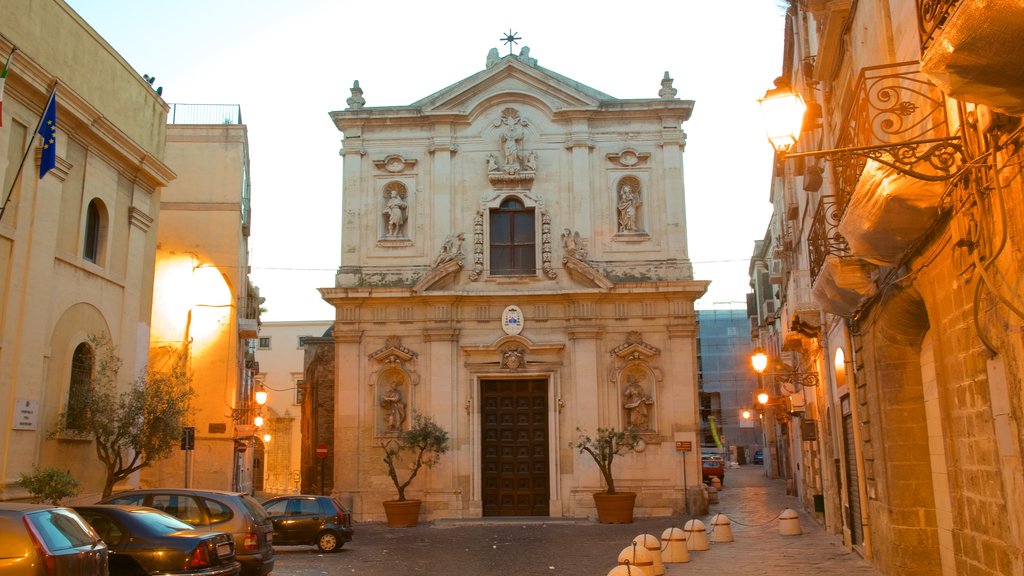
[918, 0, 959, 51]
[808, 195, 849, 282]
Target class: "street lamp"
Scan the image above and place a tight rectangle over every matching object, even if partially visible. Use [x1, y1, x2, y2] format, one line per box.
[751, 347, 819, 388]
[255, 385, 268, 407]
[758, 80, 965, 182]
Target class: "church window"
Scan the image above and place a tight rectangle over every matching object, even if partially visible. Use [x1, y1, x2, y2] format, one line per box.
[489, 197, 535, 275]
[66, 342, 94, 431]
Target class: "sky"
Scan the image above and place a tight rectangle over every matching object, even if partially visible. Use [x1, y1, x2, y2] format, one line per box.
[65, 0, 785, 322]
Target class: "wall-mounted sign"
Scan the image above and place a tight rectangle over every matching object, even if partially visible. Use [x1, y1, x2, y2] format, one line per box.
[501, 305, 524, 336]
[13, 398, 38, 430]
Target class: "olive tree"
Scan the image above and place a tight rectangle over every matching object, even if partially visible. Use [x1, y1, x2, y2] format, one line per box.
[53, 334, 194, 498]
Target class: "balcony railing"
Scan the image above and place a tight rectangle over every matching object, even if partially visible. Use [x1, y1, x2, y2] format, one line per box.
[918, 0, 959, 51]
[824, 62, 953, 228]
[168, 103, 242, 125]
[808, 195, 850, 282]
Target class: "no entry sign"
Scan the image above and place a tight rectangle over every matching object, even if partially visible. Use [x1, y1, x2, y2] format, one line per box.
[316, 443, 329, 459]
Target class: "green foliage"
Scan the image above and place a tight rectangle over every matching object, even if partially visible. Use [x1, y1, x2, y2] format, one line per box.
[52, 333, 195, 498]
[381, 413, 450, 502]
[17, 467, 80, 505]
[570, 427, 641, 495]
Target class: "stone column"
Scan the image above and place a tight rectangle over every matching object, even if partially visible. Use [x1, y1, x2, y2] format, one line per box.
[567, 325, 604, 506]
[333, 329, 362, 509]
[423, 326, 460, 516]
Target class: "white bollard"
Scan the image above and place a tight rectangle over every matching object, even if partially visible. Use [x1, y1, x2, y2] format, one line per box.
[617, 543, 655, 576]
[660, 527, 690, 563]
[779, 508, 802, 536]
[607, 565, 635, 576]
[632, 534, 664, 576]
[710, 476, 722, 491]
[683, 519, 709, 551]
[710, 513, 734, 543]
[707, 485, 719, 504]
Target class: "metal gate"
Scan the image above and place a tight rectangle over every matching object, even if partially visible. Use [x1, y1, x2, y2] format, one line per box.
[481, 379, 549, 516]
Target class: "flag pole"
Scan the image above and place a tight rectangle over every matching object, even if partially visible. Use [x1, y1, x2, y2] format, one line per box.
[0, 82, 56, 224]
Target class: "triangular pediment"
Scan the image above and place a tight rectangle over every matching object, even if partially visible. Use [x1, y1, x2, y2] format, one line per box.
[411, 55, 612, 116]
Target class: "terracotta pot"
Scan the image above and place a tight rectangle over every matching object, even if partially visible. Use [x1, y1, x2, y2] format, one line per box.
[593, 491, 636, 524]
[382, 499, 421, 527]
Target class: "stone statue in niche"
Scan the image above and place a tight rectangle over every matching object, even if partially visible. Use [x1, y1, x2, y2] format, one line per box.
[617, 181, 642, 233]
[382, 187, 408, 237]
[380, 379, 407, 433]
[561, 228, 587, 261]
[493, 109, 530, 174]
[622, 374, 654, 431]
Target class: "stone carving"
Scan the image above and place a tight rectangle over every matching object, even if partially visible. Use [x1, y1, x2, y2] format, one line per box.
[659, 71, 678, 100]
[498, 110, 526, 168]
[382, 185, 408, 237]
[380, 379, 407, 433]
[502, 347, 526, 370]
[347, 80, 365, 109]
[541, 212, 556, 279]
[623, 374, 655, 431]
[470, 212, 485, 280]
[561, 228, 587, 261]
[434, 233, 465, 267]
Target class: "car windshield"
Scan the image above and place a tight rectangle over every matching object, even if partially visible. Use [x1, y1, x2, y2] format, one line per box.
[129, 509, 195, 534]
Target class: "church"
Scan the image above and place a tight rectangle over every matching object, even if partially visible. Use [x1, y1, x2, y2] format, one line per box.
[310, 46, 708, 521]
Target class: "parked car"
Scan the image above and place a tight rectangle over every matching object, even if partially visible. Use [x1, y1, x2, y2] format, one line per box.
[74, 505, 241, 576]
[98, 490, 272, 576]
[701, 453, 726, 484]
[261, 495, 353, 552]
[752, 449, 764, 465]
[0, 503, 108, 576]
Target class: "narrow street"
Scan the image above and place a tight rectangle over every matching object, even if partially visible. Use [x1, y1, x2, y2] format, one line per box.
[270, 465, 882, 575]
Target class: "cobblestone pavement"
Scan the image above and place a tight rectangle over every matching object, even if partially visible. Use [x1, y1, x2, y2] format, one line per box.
[269, 466, 883, 575]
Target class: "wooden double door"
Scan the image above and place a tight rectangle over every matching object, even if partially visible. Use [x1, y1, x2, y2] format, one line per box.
[481, 379, 549, 516]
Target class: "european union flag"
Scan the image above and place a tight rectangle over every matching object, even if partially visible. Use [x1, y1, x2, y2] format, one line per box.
[38, 90, 56, 179]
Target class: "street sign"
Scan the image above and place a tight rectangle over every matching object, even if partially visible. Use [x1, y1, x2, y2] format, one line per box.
[235, 440, 247, 453]
[316, 443, 329, 459]
[675, 440, 692, 452]
[180, 426, 195, 451]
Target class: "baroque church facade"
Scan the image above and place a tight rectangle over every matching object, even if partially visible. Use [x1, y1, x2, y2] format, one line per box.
[312, 48, 708, 521]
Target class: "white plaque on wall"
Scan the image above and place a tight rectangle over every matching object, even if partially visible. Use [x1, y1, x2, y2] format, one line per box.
[501, 305, 524, 336]
[14, 398, 38, 430]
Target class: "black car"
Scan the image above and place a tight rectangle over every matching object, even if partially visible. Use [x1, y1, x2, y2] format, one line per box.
[261, 495, 353, 552]
[74, 505, 240, 576]
[99, 489, 272, 576]
[753, 449, 764, 464]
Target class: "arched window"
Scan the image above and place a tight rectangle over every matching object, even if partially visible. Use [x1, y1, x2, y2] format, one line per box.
[84, 199, 102, 263]
[489, 197, 535, 275]
[66, 342, 94, 431]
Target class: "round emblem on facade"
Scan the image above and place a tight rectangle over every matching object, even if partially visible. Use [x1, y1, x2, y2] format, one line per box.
[501, 305, 524, 336]
[619, 150, 638, 166]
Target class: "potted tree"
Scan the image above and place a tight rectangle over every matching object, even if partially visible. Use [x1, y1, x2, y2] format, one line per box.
[571, 427, 641, 523]
[381, 413, 450, 527]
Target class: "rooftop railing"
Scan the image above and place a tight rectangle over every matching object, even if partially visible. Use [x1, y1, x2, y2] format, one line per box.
[168, 103, 242, 125]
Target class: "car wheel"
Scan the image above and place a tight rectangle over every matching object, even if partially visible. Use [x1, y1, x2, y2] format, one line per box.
[316, 530, 340, 552]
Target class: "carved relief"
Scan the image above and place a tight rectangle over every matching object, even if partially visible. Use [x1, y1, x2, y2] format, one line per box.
[607, 148, 650, 168]
[470, 212, 485, 280]
[561, 229, 587, 262]
[381, 182, 409, 238]
[501, 347, 526, 370]
[434, 233, 465, 267]
[374, 154, 417, 173]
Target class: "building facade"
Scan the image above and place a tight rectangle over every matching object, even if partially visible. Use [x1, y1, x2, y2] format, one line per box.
[144, 107, 262, 493]
[696, 309, 761, 463]
[0, 0, 173, 501]
[257, 320, 331, 494]
[750, 1, 1024, 574]
[316, 48, 708, 521]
